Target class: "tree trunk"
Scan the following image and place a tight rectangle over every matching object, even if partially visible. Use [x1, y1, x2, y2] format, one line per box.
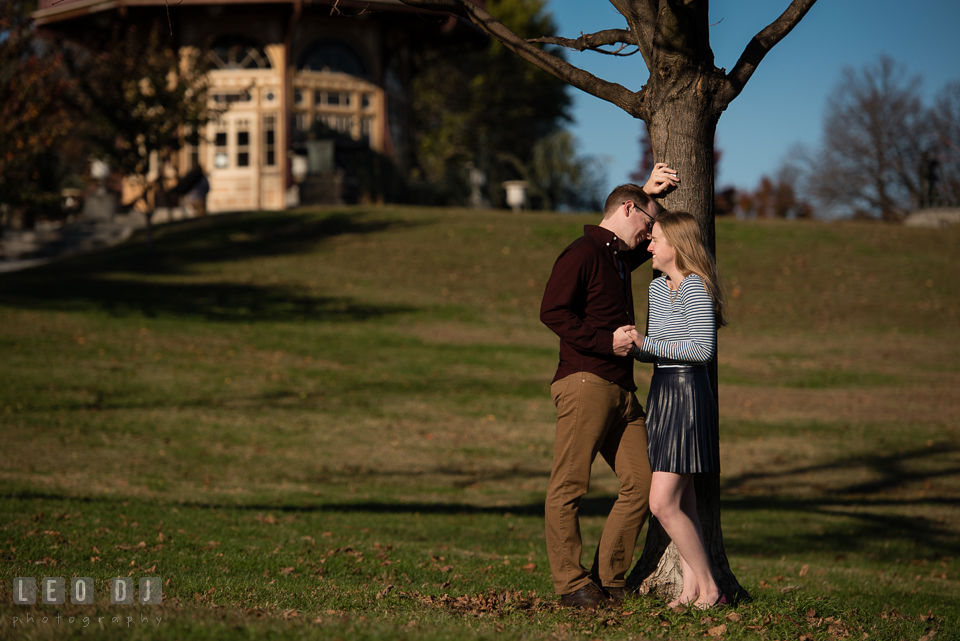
[625, 95, 750, 604]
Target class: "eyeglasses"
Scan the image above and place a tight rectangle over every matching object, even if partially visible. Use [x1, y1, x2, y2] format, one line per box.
[624, 201, 655, 228]
[639, 208, 655, 228]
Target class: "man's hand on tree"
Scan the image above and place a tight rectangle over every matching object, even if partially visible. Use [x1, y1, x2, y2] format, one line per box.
[643, 162, 679, 196]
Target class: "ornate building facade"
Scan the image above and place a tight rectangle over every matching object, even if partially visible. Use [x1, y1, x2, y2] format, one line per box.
[33, 0, 482, 212]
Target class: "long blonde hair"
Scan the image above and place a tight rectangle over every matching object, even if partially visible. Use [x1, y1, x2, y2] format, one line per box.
[656, 211, 727, 328]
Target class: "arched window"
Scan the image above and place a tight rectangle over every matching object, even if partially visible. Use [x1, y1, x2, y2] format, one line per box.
[298, 40, 368, 79]
[209, 35, 272, 70]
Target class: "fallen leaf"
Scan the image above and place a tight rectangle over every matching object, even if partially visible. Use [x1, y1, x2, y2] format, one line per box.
[521, 563, 537, 572]
[725, 612, 741, 622]
[918, 629, 937, 641]
[800, 564, 809, 577]
[708, 623, 727, 637]
[280, 567, 295, 575]
[439, 565, 453, 573]
[376, 584, 394, 600]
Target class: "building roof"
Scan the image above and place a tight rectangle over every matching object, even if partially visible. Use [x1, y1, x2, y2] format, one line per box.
[33, 0, 485, 26]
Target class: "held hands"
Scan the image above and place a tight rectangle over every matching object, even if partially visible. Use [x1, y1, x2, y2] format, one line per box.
[623, 327, 643, 348]
[643, 162, 680, 196]
[612, 326, 636, 357]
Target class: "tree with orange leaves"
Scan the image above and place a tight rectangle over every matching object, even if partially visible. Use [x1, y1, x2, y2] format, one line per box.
[0, 0, 73, 226]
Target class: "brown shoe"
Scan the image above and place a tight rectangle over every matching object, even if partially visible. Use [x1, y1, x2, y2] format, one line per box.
[559, 582, 610, 608]
[604, 586, 629, 602]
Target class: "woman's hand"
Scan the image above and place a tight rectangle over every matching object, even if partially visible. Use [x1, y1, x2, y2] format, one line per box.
[624, 327, 644, 347]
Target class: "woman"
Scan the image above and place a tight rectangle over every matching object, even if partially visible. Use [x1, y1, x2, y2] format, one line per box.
[627, 211, 727, 609]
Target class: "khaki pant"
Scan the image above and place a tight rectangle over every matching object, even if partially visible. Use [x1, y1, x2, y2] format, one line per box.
[545, 372, 652, 595]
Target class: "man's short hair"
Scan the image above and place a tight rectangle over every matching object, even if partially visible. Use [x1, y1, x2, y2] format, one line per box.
[603, 184, 652, 219]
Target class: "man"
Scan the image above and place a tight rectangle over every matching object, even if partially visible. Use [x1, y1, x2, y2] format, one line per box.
[540, 164, 678, 608]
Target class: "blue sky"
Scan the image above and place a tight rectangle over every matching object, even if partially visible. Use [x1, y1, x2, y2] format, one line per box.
[546, 0, 960, 194]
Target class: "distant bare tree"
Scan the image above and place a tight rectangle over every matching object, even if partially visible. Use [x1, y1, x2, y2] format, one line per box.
[931, 80, 960, 207]
[739, 166, 812, 219]
[809, 55, 931, 221]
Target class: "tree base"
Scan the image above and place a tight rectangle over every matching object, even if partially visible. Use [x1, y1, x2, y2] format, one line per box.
[626, 474, 751, 605]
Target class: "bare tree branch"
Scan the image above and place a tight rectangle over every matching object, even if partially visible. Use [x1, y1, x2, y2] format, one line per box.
[397, 0, 643, 116]
[394, 0, 466, 12]
[720, 0, 818, 108]
[529, 28, 636, 53]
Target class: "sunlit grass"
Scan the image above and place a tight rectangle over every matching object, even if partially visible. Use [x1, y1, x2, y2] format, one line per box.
[0, 207, 957, 639]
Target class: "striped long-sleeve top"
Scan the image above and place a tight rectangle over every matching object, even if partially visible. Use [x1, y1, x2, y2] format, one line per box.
[633, 273, 716, 365]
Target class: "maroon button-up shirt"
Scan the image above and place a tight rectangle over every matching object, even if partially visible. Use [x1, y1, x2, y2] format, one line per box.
[540, 225, 652, 392]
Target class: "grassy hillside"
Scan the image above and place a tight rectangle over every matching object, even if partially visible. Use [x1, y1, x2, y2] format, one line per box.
[0, 207, 957, 640]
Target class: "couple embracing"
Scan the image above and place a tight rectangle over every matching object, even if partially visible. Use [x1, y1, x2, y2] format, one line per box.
[540, 165, 727, 610]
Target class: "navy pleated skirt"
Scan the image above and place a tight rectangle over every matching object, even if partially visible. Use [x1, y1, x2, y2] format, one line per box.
[645, 365, 720, 474]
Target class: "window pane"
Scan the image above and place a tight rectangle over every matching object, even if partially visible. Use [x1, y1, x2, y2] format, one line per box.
[263, 114, 276, 168]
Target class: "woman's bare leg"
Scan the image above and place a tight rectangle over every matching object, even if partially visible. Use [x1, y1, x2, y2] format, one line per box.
[650, 471, 719, 608]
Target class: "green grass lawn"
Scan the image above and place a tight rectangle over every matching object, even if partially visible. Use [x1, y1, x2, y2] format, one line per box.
[0, 206, 957, 640]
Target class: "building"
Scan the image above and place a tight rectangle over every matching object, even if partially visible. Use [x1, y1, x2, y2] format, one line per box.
[32, 0, 484, 213]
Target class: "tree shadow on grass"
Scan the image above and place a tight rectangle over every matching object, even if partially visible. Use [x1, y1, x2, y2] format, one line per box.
[0, 210, 421, 322]
[4, 444, 958, 557]
[0, 276, 414, 322]
[711, 441, 960, 557]
[68, 210, 420, 274]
